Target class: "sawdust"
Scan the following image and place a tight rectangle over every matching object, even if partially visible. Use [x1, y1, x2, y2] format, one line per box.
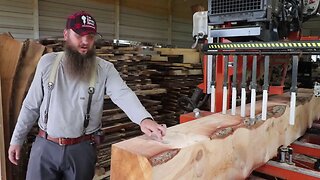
[210, 105, 287, 139]
[209, 122, 244, 139]
[244, 105, 286, 126]
[211, 127, 234, 139]
[149, 149, 180, 166]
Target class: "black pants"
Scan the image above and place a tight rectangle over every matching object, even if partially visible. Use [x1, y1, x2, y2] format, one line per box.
[26, 136, 97, 180]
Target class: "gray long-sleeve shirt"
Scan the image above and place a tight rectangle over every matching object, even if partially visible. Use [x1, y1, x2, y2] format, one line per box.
[10, 52, 152, 145]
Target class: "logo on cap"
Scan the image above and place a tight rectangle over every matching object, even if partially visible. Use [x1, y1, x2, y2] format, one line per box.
[81, 15, 86, 24]
[66, 11, 97, 36]
[81, 15, 95, 28]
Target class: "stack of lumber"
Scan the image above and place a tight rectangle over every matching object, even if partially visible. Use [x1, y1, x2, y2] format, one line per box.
[145, 47, 203, 125]
[0, 33, 46, 180]
[151, 48, 200, 64]
[91, 45, 203, 178]
[39, 37, 65, 52]
[94, 45, 173, 177]
[110, 89, 320, 179]
[95, 45, 167, 96]
[95, 97, 167, 177]
[92, 44, 204, 177]
[148, 61, 203, 76]
[154, 76, 203, 126]
[147, 61, 203, 126]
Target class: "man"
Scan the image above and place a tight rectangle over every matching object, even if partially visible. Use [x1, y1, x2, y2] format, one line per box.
[8, 11, 166, 180]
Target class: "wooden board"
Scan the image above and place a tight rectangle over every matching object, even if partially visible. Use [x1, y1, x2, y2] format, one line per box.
[110, 89, 320, 179]
[0, 78, 7, 180]
[150, 54, 168, 62]
[10, 40, 45, 125]
[153, 48, 200, 64]
[154, 48, 198, 54]
[0, 34, 23, 179]
[167, 69, 202, 76]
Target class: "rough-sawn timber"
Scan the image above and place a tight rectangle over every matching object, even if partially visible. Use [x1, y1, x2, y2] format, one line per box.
[111, 89, 320, 180]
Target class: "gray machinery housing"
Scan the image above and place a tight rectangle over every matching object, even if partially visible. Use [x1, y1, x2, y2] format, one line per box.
[207, 0, 320, 41]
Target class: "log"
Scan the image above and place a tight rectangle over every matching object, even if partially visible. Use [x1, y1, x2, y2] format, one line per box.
[0, 77, 7, 180]
[110, 89, 320, 179]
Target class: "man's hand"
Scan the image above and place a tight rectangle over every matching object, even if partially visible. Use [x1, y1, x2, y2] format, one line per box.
[140, 118, 166, 141]
[8, 144, 21, 165]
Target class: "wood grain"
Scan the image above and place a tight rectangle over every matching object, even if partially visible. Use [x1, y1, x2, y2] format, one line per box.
[153, 48, 200, 64]
[110, 89, 320, 179]
[0, 77, 7, 180]
[10, 40, 45, 125]
[0, 34, 24, 179]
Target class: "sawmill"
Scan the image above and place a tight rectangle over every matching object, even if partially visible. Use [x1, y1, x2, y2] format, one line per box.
[1, 0, 320, 180]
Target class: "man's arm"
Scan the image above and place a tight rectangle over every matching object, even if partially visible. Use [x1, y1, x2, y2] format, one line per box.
[8, 56, 46, 164]
[105, 64, 166, 139]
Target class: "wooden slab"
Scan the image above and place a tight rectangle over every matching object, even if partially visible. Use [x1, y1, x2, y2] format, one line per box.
[167, 69, 202, 76]
[0, 78, 7, 180]
[153, 48, 200, 64]
[110, 89, 320, 179]
[150, 54, 168, 62]
[10, 40, 45, 125]
[0, 34, 23, 179]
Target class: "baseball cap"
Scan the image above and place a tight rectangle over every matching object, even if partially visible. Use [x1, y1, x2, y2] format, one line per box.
[66, 11, 97, 36]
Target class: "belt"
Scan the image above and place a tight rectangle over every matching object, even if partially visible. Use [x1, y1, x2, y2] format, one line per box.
[38, 129, 93, 146]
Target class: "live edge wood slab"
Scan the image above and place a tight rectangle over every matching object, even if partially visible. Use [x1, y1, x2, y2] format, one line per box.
[110, 89, 320, 180]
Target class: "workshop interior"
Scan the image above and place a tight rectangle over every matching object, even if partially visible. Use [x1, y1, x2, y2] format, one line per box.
[1, 0, 320, 179]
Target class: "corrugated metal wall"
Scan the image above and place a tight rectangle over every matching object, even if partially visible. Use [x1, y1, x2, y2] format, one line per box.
[172, 0, 207, 48]
[0, 0, 208, 47]
[38, 0, 115, 40]
[119, 0, 169, 45]
[302, 17, 320, 36]
[172, 17, 192, 48]
[2, 0, 320, 46]
[0, 0, 35, 40]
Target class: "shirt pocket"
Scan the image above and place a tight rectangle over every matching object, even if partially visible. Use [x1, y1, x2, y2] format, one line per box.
[91, 81, 103, 103]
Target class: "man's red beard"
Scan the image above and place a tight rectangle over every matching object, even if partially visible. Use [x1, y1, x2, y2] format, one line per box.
[64, 43, 96, 82]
